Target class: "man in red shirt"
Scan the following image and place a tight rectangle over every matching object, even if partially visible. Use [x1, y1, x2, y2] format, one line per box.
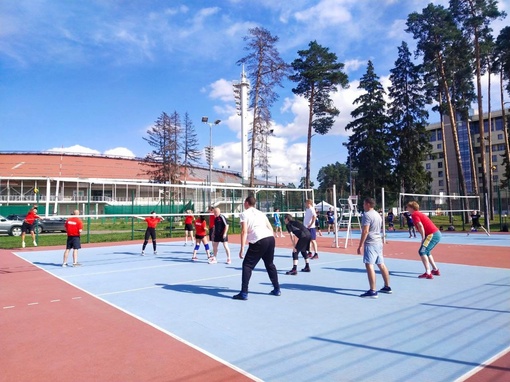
[406, 201, 441, 279]
[21, 205, 41, 248]
[137, 211, 164, 256]
[62, 209, 83, 267]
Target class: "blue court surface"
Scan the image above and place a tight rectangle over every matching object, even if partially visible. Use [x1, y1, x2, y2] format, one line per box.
[15, 238, 510, 382]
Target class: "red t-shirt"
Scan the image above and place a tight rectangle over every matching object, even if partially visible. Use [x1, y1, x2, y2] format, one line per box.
[411, 211, 438, 236]
[145, 216, 162, 228]
[194, 220, 207, 236]
[184, 215, 193, 225]
[24, 210, 40, 224]
[65, 217, 83, 236]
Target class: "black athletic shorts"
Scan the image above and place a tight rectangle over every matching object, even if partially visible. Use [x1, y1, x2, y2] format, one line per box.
[185, 223, 193, 231]
[213, 234, 228, 243]
[66, 236, 81, 250]
[21, 221, 34, 233]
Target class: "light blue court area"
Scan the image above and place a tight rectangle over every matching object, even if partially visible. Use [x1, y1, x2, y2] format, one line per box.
[348, 229, 510, 247]
[16, 242, 510, 382]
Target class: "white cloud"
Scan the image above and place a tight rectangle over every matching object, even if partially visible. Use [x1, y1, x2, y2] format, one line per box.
[104, 147, 136, 158]
[208, 78, 235, 102]
[294, 0, 353, 25]
[46, 145, 100, 155]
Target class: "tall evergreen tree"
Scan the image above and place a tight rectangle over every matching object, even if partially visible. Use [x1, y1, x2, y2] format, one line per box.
[181, 112, 201, 182]
[290, 40, 349, 189]
[237, 27, 289, 187]
[387, 42, 431, 194]
[168, 111, 182, 183]
[495, 26, 510, 187]
[449, 0, 506, 225]
[142, 112, 174, 183]
[345, 61, 392, 202]
[407, 4, 469, 211]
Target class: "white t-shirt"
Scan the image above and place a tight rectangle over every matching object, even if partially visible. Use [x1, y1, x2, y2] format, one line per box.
[240, 207, 273, 243]
[303, 207, 316, 228]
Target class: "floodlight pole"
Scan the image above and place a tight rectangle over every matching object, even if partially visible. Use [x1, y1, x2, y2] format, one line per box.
[202, 117, 221, 196]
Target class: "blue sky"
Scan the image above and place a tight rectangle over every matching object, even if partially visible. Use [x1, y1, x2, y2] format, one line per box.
[1, 0, 508, 185]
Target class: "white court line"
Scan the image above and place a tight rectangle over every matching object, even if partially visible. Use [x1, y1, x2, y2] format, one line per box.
[62, 262, 184, 278]
[50, 300, 60, 302]
[3, 306, 15, 309]
[27, 302, 39, 306]
[11, 252, 262, 382]
[97, 273, 240, 297]
[454, 344, 510, 382]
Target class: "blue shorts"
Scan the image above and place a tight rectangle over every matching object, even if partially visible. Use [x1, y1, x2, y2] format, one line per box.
[363, 243, 384, 264]
[308, 228, 317, 240]
[66, 236, 81, 250]
[419, 231, 441, 256]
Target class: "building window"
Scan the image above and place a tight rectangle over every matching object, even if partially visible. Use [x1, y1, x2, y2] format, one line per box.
[438, 180, 444, 186]
[426, 163, 431, 170]
[493, 175, 499, 182]
[437, 143, 442, 150]
[498, 133, 503, 140]
[438, 171, 443, 178]
[438, 161, 443, 168]
[492, 155, 498, 162]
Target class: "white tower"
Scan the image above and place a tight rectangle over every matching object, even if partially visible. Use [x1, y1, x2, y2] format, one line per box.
[233, 67, 250, 183]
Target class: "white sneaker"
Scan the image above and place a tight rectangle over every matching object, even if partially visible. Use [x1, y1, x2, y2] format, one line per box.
[33, 241, 37, 247]
[208, 257, 217, 264]
[141, 251, 145, 256]
[72, 263, 82, 267]
[226, 259, 231, 265]
[22, 241, 25, 248]
[281, 234, 285, 237]
[62, 263, 68, 268]
[154, 251, 157, 255]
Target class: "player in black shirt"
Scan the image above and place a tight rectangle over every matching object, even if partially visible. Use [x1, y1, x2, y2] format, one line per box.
[284, 214, 312, 275]
[212, 207, 231, 264]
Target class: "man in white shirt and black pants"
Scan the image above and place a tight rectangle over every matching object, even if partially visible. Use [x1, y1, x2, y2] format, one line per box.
[233, 196, 281, 300]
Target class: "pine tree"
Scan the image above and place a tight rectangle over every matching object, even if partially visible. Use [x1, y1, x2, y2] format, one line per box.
[181, 112, 201, 182]
[290, 40, 349, 189]
[142, 112, 174, 183]
[237, 27, 289, 187]
[387, 42, 431, 195]
[345, 61, 392, 202]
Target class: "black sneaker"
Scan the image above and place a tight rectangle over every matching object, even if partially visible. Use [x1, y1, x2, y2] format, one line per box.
[379, 286, 392, 294]
[307, 252, 312, 259]
[232, 292, 248, 300]
[285, 269, 297, 275]
[311, 253, 319, 260]
[301, 267, 311, 272]
[360, 290, 378, 299]
[269, 289, 281, 296]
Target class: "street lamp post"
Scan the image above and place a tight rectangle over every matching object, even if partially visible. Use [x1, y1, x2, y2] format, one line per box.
[202, 117, 221, 195]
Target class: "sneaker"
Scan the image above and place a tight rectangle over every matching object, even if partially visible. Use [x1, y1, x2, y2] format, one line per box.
[232, 292, 248, 300]
[307, 252, 312, 258]
[184, 243, 187, 246]
[72, 263, 82, 267]
[191, 256, 198, 261]
[226, 258, 231, 265]
[285, 269, 297, 275]
[360, 290, 379, 298]
[22, 241, 25, 248]
[418, 272, 433, 279]
[153, 251, 157, 255]
[431, 269, 441, 276]
[379, 286, 392, 294]
[301, 267, 311, 272]
[208, 257, 217, 264]
[281, 234, 285, 238]
[33, 241, 37, 247]
[269, 289, 281, 296]
[141, 251, 145, 256]
[62, 263, 68, 268]
[311, 253, 319, 260]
